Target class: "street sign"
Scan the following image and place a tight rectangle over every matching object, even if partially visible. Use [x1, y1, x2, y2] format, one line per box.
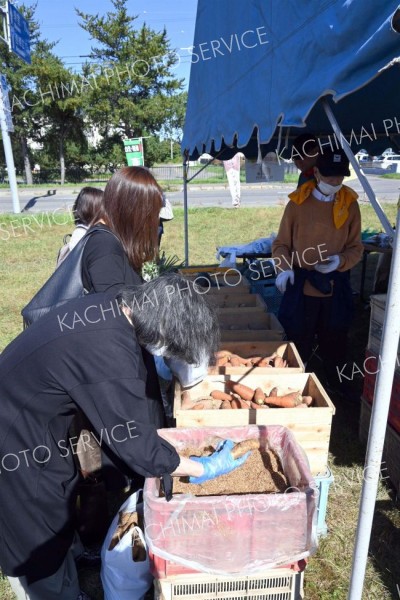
[8, 1, 31, 64]
[0, 74, 14, 132]
[123, 138, 144, 166]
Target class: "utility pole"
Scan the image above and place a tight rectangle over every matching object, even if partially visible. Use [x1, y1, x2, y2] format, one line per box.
[0, 1, 31, 213]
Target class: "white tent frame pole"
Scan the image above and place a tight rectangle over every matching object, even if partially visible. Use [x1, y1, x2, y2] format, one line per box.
[348, 202, 400, 600]
[183, 153, 189, 266]
[322, 99, 394, 238]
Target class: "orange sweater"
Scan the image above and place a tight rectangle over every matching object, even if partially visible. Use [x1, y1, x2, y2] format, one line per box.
[272, 187, 363, 297]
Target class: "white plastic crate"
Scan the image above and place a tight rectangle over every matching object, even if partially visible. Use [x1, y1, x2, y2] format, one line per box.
[154, 568, 304, 600]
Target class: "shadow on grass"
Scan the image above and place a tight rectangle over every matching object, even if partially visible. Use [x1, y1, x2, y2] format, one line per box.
[369, 498, 400, 598]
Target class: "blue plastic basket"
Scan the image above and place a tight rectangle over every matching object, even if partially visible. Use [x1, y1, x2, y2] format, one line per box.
[314, 468, 334, 537]
[248, 278, 282, 315]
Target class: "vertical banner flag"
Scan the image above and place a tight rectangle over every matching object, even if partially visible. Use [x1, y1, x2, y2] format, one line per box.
[223, 153, 242, 207]
[124, 138, 144, 166]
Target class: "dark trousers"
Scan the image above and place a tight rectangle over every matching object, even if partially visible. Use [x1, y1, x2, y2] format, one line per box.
[286, 295, 348, 386]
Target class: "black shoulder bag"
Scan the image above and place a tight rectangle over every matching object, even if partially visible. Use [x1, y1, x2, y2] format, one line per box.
[21, 226, 117, 328]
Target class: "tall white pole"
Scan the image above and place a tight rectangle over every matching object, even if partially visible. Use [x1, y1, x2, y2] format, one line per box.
[348, 203, 400, 599]
[0, 89, 20, 213]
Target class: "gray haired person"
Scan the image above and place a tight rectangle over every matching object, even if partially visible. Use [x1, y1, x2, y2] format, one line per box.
[0, 274, 248, 600]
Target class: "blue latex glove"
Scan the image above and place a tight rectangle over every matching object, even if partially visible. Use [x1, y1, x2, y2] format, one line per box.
[189, 439, 250, 484]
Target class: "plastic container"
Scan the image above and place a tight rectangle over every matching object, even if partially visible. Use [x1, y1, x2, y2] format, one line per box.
[144, 425, 318, 576]
[314, 468, 334, 537]
[154, 568, 304, 600]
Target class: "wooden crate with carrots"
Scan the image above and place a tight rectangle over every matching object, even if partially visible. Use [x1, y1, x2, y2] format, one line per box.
[209, 341, 304, 375]
[173, 372, 335, 476]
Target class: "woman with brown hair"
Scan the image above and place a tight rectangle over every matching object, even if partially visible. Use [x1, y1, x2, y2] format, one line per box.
[78, 166, 164, 501]
[82, 166, 162, 292]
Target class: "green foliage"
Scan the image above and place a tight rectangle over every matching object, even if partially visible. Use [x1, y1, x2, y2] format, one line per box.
[76, 0, 185, 164]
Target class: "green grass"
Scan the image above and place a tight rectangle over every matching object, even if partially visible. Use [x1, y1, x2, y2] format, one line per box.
[0, 205, 399, 599]
[381, 173, 400, 179]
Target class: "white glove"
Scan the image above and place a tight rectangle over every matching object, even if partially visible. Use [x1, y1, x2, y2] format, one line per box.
[275, 270, 294, 293]
[314, 255, 341, 274]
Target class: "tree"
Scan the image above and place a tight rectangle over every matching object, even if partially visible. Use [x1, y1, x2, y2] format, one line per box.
[76, 0, 185, 165]
[0, 3, 45, 183]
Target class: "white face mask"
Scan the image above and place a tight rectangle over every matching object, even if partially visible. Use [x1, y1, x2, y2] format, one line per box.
[318, 180, 342, 196]
[145, 344, 168, 357]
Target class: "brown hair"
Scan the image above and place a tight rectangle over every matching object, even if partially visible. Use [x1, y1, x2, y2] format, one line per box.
[73, 187, 104, 225]
[94, 166, 163, 272]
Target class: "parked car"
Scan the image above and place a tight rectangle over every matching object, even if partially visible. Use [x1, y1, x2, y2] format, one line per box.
[380, 154, 400, 173]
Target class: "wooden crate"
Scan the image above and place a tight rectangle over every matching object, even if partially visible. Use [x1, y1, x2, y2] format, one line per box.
[174, 372, 335, 475]
[359, 397, 400, 496]
[209, 341, 304, 374]
[220, 312, 284, 341]
[209, 292, 266, 309]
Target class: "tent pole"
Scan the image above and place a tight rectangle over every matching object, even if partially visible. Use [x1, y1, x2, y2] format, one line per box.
[322, 99, 394, 238]
[183, 152, 189, 266]
[347, 202, 400, 600]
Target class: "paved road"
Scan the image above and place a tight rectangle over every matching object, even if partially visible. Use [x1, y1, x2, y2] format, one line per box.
[0, 175, 398, 214]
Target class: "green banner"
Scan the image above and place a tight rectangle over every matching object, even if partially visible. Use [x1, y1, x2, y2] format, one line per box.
[123, 138, 144, 166]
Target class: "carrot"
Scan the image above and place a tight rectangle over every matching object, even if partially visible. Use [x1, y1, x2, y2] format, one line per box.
[210, 390, 233, 402]
[257, 357, 273, 367]
[216, 356, 229, 366]
[192, 403, 205, 410]
[249, 356, 263, 365]
[250, 400, 269, 409]
[230, 398, 241, 409]
[231, 439, 260, 459]
[229, 356, 242, 367]
[253, 387, 266, 405]
[302, 395, 313, 406]
[273, 356, 285, 368]
[226, 381, 255, 402]
[268, 387, 278, 397]
[265, 391, 302, 408]
[216, 350, 231, 359]
[220, 400, 232, 409]
[237, 398, 251, 409]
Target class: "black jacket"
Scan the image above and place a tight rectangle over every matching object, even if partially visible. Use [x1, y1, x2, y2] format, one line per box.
[0, 292, 179, 582]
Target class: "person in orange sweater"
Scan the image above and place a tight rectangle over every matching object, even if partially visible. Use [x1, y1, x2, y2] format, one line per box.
[272, 147, 363, 389]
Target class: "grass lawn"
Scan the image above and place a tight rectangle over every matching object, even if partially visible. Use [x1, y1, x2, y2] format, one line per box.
[0, 204, 399, 599]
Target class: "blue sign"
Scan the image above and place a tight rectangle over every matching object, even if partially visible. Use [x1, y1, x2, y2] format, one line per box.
[8, 2, 31, 64]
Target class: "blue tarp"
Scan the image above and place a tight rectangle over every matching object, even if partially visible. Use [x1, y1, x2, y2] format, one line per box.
[182, 0, 400, 158]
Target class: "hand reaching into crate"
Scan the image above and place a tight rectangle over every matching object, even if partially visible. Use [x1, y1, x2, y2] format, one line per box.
[188, 439, 250, 484]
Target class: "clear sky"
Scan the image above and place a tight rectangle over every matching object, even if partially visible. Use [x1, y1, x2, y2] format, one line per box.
[32, 0, 198, 86]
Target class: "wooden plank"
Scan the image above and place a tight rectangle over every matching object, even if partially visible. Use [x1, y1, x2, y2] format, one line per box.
[221, 329, 285, 341]
[208, 293, 264, 308]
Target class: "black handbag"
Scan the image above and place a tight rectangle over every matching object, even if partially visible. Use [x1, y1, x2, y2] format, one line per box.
[21, 226, 116, 327]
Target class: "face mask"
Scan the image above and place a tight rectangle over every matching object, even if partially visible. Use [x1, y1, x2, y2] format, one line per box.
[145, 344, 168, 357]
[165, 356, 209, 388]
[318, 180, 342, 196]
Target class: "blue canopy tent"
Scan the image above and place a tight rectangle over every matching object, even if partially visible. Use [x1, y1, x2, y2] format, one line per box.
[182, 2, 400, 599]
